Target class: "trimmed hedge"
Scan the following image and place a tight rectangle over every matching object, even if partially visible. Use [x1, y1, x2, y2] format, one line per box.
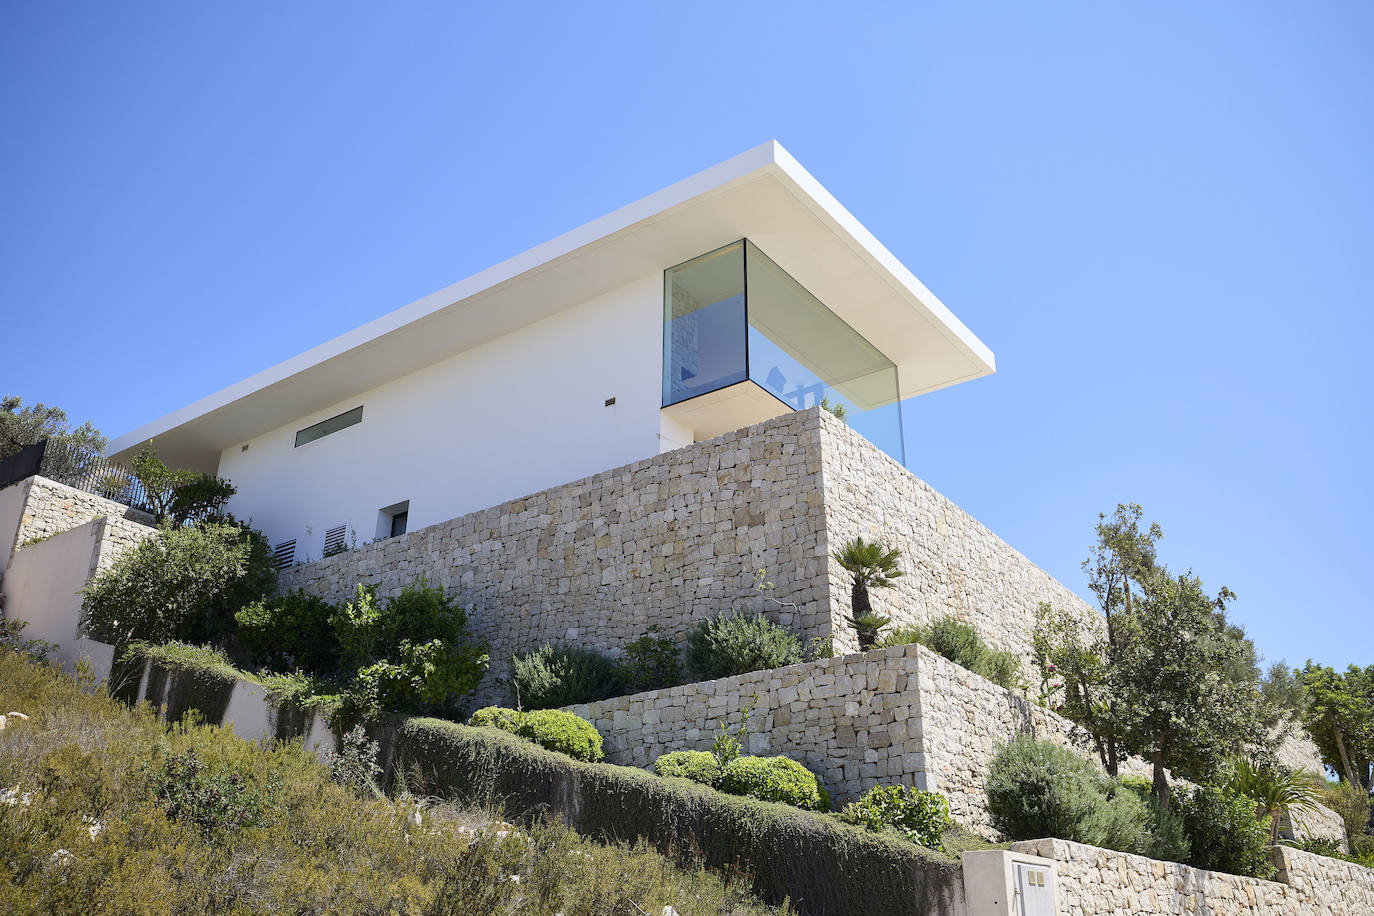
[391, 718, 964, 916]
[463, 706, 604, 762]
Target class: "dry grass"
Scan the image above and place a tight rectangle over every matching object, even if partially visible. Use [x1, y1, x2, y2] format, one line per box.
[0, 648, 787, 916]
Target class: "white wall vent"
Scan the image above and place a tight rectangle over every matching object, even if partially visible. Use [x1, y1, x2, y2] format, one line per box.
[323, 524, 348, 557]
[272, 539, 296, 570]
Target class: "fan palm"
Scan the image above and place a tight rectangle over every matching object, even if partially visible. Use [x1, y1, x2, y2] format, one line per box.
[1225, 755, 1323, 844]
[833, 537, 903, 649]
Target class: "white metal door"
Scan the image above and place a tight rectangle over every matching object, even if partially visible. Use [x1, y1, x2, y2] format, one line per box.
[1014, 861, 1055, 916]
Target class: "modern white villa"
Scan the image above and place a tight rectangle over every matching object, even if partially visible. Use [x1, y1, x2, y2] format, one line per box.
[107, 141, 996, 566]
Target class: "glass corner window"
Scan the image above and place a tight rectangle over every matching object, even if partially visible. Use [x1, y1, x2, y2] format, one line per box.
[662, 239, 906, 464]
[663, 242, 746, 407]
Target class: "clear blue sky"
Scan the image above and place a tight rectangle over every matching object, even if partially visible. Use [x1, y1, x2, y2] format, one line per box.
[3, 3, 1369, 669]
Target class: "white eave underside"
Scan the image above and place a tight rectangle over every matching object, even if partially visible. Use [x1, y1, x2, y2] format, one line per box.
[108, 140, 996, 472]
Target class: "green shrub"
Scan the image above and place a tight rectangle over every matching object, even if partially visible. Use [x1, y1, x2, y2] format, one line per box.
[1178, 786, 1276, 879]
[234, 590, 339, 675]
[840, 785, 950, 847]
[1352, 834, 1374, 862]
[686, 610, 804, 680]
[509, 643, 624, 709]
[515, 709, 605, 762]
[467, 706, 522, 732]
[81, 520, 276, 645]
[0, 647, 785, 916]
[652, 750, 722, 786]
[718, 755, 829, 811]
[985, 736, 1178, 856]
[393, 717, 965, 916]
[331, 581, 487, 718]
[145, 746, 277, 840]
[882, 616, 1025, 690]
[623, 625, 682, 692]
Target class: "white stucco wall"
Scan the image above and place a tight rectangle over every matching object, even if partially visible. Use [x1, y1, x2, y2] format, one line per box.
[216, 274, 665, 560]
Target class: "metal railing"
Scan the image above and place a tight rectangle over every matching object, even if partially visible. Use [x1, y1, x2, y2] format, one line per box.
[0, 439, 153, 514]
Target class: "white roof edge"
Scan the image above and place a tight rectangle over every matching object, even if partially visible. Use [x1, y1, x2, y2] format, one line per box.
[107, 142, 785, 456]
[108, 140, 995, 456]
[765, 145, 997, 374]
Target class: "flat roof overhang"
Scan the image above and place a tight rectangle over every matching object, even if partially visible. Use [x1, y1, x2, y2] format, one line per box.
[107, 140, 996, 473]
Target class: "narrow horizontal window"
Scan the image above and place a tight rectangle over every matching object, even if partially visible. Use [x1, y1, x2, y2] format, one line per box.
[294, 406, 363, 447]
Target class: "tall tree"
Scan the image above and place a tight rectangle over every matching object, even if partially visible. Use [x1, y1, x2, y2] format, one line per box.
[1298, 662, 1374, 790]
[0, 395, 106, 460]
[1113, 571, 1264, 811]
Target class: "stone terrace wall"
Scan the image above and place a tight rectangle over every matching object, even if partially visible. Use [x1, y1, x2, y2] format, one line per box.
[911, 646, 1148, 835]
[280, 410, 831, 700]
[91, 515, 158, 574]
[816, 410, 1102, 665]
[573, 642, 1133, 817]
[7, 476, 154, 559]
[1011, 838, 1373, 916]
[571, 644, 924, 805]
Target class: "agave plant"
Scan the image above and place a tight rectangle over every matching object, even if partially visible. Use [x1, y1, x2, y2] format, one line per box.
[1224, 755, 1323, 844]
[833, 536, 902, 649]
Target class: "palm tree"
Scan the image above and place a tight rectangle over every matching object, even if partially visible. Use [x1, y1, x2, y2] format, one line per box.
[1225, 755, 1323, 844]
[833, 536, 903, 649]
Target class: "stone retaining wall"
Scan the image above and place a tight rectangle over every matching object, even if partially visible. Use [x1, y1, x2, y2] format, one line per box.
[279, 408, 1109, 704]
[571, 644, 925, 805]
[572, 642, 1117, 817]
[1010, 837, 1373, 915]
[280, 410, 830, 699]
[7, 476, 154, 558]
[816, 413, 1101, 667]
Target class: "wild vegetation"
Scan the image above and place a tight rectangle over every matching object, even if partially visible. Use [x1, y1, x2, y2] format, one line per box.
[0, 647, 789, 915]
[0, 395, 105, 461]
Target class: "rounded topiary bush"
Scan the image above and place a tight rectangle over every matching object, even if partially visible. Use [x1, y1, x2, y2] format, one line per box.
[652, 750, 721, 787]
[467, 706, 522, 732]
[717, 755, 828, 811]
[686, 611, 804, 680]
[510, 643, 625, 710]
[515, 709, 605, 762]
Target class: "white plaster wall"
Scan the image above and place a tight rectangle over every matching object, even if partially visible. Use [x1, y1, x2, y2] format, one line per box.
[217, 274, 666, 559]
[2, 520, 101, 673]
[0, 480, 29, 562]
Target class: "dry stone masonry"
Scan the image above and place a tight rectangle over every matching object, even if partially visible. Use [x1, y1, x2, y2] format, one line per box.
[1010, 838, 1373, 915]
[280, 408, 1106, 701]
[8, 477, 154, 558]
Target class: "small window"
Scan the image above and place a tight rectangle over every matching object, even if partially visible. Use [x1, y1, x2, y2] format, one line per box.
[323, 524, 348, 557]
[272, 539, 296, 570]
[294, 406, 363, 447]
[377, 500, 409, 540]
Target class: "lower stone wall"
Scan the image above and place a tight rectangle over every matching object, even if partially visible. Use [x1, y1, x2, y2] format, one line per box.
[92, 515, 158, 574]
[8, 476, 154, 558]
[571, 644, 925, 805]
[1010, 837, 1373, 916]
